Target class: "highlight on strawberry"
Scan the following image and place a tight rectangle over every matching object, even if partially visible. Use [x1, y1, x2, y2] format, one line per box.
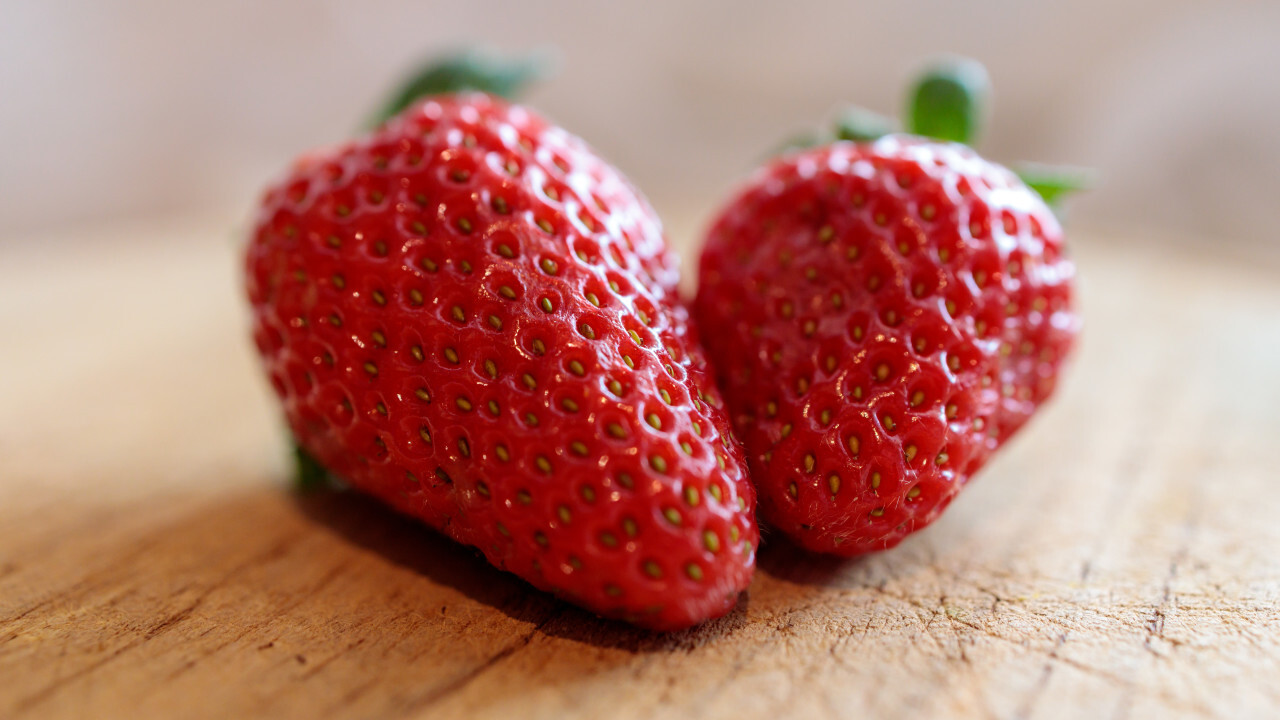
[245, 51, 758, 630]
[694, 57, 1084, 555]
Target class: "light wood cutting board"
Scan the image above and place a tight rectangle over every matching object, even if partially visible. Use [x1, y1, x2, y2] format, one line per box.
[1, 216, 1278, 719]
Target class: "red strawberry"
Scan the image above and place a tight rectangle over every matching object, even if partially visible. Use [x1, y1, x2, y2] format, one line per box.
[246, 91, 757, 630]
[694, 64, 1079, 555]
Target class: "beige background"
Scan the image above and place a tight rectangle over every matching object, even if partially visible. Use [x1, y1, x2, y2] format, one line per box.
[3, 1, 1280, 252]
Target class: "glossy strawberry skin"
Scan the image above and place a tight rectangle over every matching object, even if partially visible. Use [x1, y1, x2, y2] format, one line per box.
[695, 136, 1077, 555]
[246, 93, 757, 630]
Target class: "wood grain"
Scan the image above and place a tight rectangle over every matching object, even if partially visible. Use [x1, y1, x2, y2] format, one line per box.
[2, 216, 1278, 719]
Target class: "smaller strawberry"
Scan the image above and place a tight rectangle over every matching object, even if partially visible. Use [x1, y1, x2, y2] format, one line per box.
[695, 59, 1083, 555]
[247, 54, 758, 629]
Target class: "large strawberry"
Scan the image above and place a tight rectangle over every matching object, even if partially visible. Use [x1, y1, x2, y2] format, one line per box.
[245, 56, 757, 630]
[695, 60, 1081, 555]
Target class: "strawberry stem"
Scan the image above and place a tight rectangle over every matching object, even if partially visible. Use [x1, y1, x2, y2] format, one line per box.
[366, 49, 550, 129]
[905, 57, 990, 146]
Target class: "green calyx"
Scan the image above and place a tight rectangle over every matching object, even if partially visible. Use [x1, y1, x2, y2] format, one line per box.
[774, 107, 897, 157]
[1013, 163, 1096, 207]
[905, 57, 990, 146]
[835, 107, 897, 143]
[778, 56, 1090, 212]
[366, 49, 550, 129]
[293, 443, 336, 492]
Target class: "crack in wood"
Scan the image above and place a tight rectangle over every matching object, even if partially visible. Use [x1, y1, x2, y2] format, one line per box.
[400, 609, 562, 712]
[13, 596, 204, 714]
[160, 558, 351, 685]
[1011, 632, 1068, 720]
[10, 524, 306, 716]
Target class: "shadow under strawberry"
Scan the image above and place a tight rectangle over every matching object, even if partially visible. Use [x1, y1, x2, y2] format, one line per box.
[753, 532, 873, 587]
[755, 535, 949, 597]
[290, 487, 752, 651]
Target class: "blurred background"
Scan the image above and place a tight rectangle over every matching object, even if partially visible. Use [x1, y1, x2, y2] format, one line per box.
[3, 0, 1280, 256]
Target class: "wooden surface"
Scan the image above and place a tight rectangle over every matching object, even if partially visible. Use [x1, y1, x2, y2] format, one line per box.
[2, 216, 1279, 719]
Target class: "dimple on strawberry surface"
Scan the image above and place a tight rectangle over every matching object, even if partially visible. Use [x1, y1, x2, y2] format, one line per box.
[246, 92, 757, 630]
[695, 135, 1077, 555]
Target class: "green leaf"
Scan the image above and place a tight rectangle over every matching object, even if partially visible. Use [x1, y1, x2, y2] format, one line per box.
[293, 443, 335, 493]
[769, 107, 895, 159]
[1015, 162, 1096, 207]
[366, 48, 551, 129]
[771, 131, 825, 157]
[906, 57, 990, 146]
[834, 106, 896, 142]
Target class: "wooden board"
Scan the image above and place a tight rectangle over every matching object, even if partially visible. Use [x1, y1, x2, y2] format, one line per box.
[2, 216, 1279, 719]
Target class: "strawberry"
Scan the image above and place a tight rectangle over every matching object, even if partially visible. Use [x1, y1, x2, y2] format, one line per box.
[694, 60, 1080, 555]
[245, 78, 757, 629]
